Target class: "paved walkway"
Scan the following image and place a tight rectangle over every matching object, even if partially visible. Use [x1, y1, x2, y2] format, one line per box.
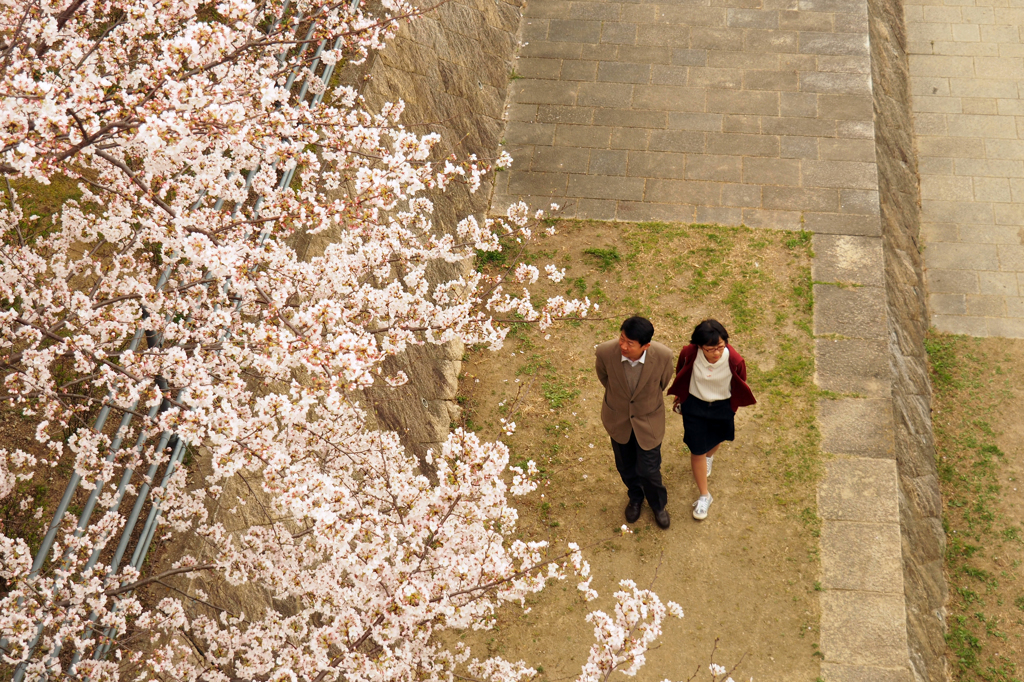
[490, 0, 914, 679]
[491, 0, 882, 234]
[906, 0, 1024, 338]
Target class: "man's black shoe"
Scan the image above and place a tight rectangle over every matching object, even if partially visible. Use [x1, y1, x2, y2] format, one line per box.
[625, 500, 643, 523]
[654, 508, 670, 529]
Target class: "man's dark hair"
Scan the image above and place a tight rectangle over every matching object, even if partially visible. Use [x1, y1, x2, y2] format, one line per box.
[620, 316, 654, 346]
[690, 319, 729, 347]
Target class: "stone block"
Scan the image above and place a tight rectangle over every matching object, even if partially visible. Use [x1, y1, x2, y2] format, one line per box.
[689, 27, 745, 51]
[575, 198, 618, 220]
[819, 457, 899, 523]
[645, 178, 720, 205]
[742, 157, 801, 185]
[946, 113, 1018, 139]
[925, 266, 978, 292]
[616, 200, 695, 223]
[512, 79, 579, 105]
[632, 85, 708, 111]
[837, 121, 875, 139]
[600, 22, 639, 45]
[597, 61, 650, 83]
[985, 139, 1024, 161]
[743, 69, 800, 90]
[987, 317, 1024, 337]
[532, 146, 591, 174]
[626, 150, 688, 178]
[578, 81, 636, 107]
[537, 104, 595, 125]
[637, 24, 692, 48]
[547, 18, 601, 43]
[763, 186, 839, 212]
[554, 124, 613, 147]
[803, 212, 882, 235]
[592, 108, 666, 128]
[994, 202, 1024, 226]
[589, 149, 629, 175]
[920, 174, 973, 201]
[779, 9, 834, 31]
[688, 66, 744, 89]
[820, 95, 875, 122]
[508, 170, 568, 195]
[839, 189, 880, 215]
[803, 160, 879, 190]
[929, 313, 989, 335]
[781, 136, 821, 159]
[744, 28, 801, 53]
[800, 71, 872, 95]
[518, 57, 562, 80]
[925, 241, 999, 270]
[727, 8, 780, 27]
[962, 290, 1003, 315]
[569, 3, 620, 21]
[815, 338, 890, 396]
[567, 174, 645, 200]
[800, 32, 871, 56]
[721, 183, 762, 207]
[813, 284, 887, 337]
[998, 243, 1024, 270]
[929, 293, 966, 315]
[822, 521, 904, 592]
[819, 398, 895, 457]
[833, 12, 868, 33]
[813, 234, 885, 286]
[978, 270, 1021, 296]
[917, 136, 986, 158]
[707, 89, 781, 115]
[560, 60, 599, 81]
[763, 116, 838, 137]
[667, 112, 725, 131]
[616, 45, 674, 65]
[609, 127, 651, 150]
[780, 91, 818, 117]
[671, 48, 709, 66]
[707, 132, 780, 157]
[820, 138, 876, 162]
[685, 154, 743, 181]
[741, 208, 802, 229]
[650, 64, 689, 86]
[647, 130, 707, 153]
[973, 177, 1013, 203]
[948, 77, 1018, 99]
[818, 663, 913, 682]
[505, 122, 556, 145]
[921, 199, 994, 225]
[695, 206, 744, 225]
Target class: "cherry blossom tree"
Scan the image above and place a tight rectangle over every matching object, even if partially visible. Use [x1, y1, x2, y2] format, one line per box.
[0, 1, 686, 680]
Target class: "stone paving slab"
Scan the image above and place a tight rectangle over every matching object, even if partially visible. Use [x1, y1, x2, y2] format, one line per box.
[906, 0, 1024, 337]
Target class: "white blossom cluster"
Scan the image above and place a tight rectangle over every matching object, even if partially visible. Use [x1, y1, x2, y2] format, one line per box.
[0, 1, 687, 681]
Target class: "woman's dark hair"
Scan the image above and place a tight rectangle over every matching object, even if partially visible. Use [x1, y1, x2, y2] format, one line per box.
[690, 319, 729, 347]
[620, 316, 654, 346]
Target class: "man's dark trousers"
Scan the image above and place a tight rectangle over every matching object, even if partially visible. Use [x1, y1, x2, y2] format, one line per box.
[611, 431, 668, 511]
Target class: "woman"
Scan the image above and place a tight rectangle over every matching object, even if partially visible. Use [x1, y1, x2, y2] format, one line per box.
[667, 319, 756, 520]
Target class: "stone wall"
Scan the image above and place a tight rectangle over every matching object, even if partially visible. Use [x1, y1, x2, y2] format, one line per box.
[302, 0, 526, 461]
[869, 0, 949, 677]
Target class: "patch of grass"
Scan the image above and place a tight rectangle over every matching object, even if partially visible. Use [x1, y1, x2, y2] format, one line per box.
[542, 380, 579, 409]
[582, 246, 621, 271]
[928, 333, 1022, 682]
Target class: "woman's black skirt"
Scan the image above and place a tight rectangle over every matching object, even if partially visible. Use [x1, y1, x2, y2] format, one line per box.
[681, 395, 735, 456]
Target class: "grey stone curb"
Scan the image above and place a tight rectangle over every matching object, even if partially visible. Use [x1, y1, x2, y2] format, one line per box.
[813, 230, 912, 677]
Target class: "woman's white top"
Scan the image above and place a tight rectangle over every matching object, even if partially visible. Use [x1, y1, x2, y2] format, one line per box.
[689, 346, 732, 402]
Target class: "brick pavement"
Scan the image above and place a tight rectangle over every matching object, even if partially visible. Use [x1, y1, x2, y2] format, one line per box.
[906, 0, 1024, 337]
[491, 0, 884, 236]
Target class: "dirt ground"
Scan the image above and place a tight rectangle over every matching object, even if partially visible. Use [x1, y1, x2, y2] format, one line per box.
[927, 335, 1024, 681]
[459, 220, 824, 681]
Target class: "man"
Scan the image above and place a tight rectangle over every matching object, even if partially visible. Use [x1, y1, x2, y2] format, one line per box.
[595, 316, 675, 528]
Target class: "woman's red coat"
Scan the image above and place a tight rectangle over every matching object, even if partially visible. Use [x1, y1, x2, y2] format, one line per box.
[666, 343, 757, 413]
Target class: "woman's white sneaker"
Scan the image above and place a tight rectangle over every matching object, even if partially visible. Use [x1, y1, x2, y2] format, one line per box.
[692, 494, 713, 520]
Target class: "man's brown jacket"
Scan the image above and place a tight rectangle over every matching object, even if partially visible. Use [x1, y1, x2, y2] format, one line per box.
[595, 340, 675, 450]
